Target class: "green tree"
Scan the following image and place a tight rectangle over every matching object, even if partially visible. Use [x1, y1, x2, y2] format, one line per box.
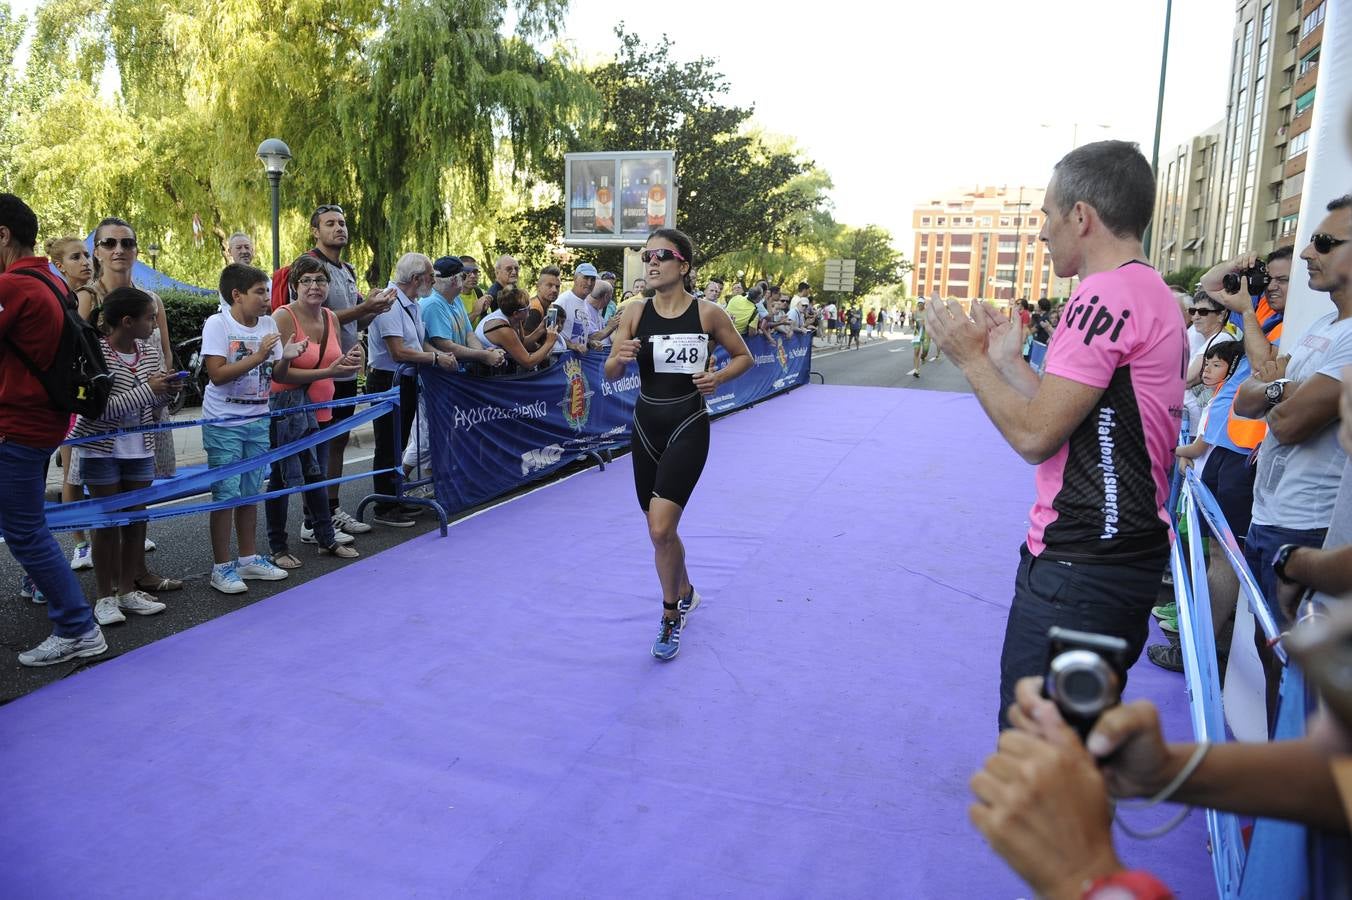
[1163, 265, 1206, 293]
[8, 0, 591, 287]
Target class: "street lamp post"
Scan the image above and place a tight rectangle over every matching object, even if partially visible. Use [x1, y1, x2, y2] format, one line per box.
[256, 138, 293, 272]
[147, 243, 161, 270]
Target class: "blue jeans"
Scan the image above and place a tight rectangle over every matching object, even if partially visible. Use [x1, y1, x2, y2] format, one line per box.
[998, 544, 1168, 730]
[0, 440, 94, 637]
[1244, 522, 1327, 631]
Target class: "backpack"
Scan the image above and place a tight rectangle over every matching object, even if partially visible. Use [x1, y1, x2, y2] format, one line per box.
[5, 268, 112, 418]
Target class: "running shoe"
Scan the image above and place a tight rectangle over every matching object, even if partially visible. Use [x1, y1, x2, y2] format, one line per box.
[652, 616, 682, 661]
[18, 626, 107, 667]
[1147, 641, 1184, 673]
[1151, 602, 1177, 622]
[144, 538, 156, 552]
[237, 556, 290, 581]
[372, 509, 416, 528]
[332, 508, 373, 534]
[210, 562, 247, 595]
[117, 590, 166, 616]
[300, 524, 354, 545]
[678, 586, 701, 622]
[70, 541, 93, 571]
[93, 596, 126, 626]
[1159, 616, 1178, 634]
[19, 575, 45, 605]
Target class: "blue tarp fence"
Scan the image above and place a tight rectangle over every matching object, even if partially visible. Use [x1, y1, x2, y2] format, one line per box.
[421, 332, 813, 515]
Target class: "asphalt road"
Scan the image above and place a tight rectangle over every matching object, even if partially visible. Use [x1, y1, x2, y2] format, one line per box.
[809, 330, 972, 391]
[0, 330, 972, 703]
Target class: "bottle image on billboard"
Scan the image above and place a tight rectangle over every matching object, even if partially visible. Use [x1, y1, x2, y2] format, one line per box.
[595, 175, 614, 233]
[647, 169, 667, 229]
[621, 171, 646, 233]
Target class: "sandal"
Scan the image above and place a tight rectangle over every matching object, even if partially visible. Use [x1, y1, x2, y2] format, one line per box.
[135, 574, 184, 592]
[273, 552, 304, 570]
[320, 544, 360, 559]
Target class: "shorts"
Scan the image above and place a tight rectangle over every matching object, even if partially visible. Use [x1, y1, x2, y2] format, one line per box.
[331, 377, 359, 423]
[203, 419, 271, 502]
[80, 454, 154, 486]
[1199, 446, 1257, 544]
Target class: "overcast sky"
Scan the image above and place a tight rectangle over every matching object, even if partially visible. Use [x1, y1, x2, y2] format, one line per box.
[11, 0, 1235, 251]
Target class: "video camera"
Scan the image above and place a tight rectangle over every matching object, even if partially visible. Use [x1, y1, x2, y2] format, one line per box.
[1043, 627, 1130, 741]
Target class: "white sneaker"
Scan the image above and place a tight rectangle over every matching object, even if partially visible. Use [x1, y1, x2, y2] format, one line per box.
[300, 524, 354, 545]
[117, 590, 166, 616]
[144, 538, 157, 552]
[93, 596, 126, 626]
[210, 562, 247, 595]
[906, 368, 919, 377]
[70, 542, 93, 570]
[237, 556, 289, 581]
[332, 508, 372, 535]
[18, 626, 107, 667]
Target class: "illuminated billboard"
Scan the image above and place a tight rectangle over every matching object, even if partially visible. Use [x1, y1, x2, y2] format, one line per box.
[564, 151, 676, 247]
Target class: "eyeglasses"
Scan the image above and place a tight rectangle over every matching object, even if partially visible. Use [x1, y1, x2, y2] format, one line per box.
[296, 276, 329, 287]
[1311, 233, 1350, 254]
[461, 267, 479, 275]
[96, 237, 137, 250]
[1188, 307, 1221, 316]
[641, 248, 686, 264]
[314, 204, 345, 217]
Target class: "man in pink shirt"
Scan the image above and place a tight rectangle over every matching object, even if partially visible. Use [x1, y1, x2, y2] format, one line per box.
[927, 141, 1185, 729]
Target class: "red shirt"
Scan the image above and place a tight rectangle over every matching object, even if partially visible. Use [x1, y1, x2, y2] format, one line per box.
[0, 256, 74, 447]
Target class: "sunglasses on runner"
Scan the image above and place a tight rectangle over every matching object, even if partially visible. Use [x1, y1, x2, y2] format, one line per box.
[640, 248, 686, 264]
[96, 237, 138, 250]
[1311, 233, 1350, 254]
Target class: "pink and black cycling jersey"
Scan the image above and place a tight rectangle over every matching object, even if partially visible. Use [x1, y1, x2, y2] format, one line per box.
[1027, 261, 1186, 561]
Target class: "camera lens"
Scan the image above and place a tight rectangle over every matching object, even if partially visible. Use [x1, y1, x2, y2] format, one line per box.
[1061, 668, 1103, 704]
[1048, 649, 1120, 719]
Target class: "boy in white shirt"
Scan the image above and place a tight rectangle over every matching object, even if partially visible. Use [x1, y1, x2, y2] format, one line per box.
[201, 264, 301, 594]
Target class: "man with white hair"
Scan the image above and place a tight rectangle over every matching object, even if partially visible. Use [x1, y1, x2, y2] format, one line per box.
[366, 253, 456, 527]
[226, 233, 256, 266]
[487, 254, 519, 305]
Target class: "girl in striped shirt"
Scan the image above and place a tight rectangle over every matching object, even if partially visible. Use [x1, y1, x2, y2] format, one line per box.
[68, 288, 181, 627]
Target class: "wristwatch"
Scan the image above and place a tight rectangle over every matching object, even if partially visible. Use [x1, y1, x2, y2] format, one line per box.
[1264, 378, 1291, 407]
[1272, 543, 1301, 585]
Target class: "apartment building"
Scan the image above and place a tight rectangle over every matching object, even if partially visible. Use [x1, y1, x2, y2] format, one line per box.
[910, 185, 1054, 301]
[1150, 0, 1325, 272]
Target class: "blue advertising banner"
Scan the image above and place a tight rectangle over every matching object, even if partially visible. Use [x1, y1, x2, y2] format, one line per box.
[422, 331, 812, 514]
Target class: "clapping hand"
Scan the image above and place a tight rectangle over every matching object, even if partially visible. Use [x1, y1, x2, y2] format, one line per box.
[257, 332, 281, 359]
[282, 337, 310, 361]
[363, 288, 396, 316]
[329, 345, 363, 378]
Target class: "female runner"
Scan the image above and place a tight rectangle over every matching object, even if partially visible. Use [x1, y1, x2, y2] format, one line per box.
[604, 228, 753, 660]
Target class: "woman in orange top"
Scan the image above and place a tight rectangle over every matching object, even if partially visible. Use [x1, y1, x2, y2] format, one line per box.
[265, 255, 364, 567]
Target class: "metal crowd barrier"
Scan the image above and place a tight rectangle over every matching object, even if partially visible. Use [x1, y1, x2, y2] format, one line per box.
[1170, 470, 1307, 898]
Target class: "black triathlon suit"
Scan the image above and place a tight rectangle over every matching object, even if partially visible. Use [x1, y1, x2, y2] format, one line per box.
[631, 296, 712, 512]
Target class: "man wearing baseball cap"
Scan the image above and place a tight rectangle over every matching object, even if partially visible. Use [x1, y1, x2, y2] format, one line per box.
[552, 262, 599, 355]
[422, 256, 508, 370]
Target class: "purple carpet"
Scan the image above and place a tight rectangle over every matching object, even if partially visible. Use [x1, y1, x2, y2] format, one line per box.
[0, 385, 1213, 898]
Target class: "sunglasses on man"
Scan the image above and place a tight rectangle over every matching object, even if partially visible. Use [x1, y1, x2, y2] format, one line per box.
[314, 204, 345, 217]
[1311, 233, 1349, 254]
[96, 237, 137, 250]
